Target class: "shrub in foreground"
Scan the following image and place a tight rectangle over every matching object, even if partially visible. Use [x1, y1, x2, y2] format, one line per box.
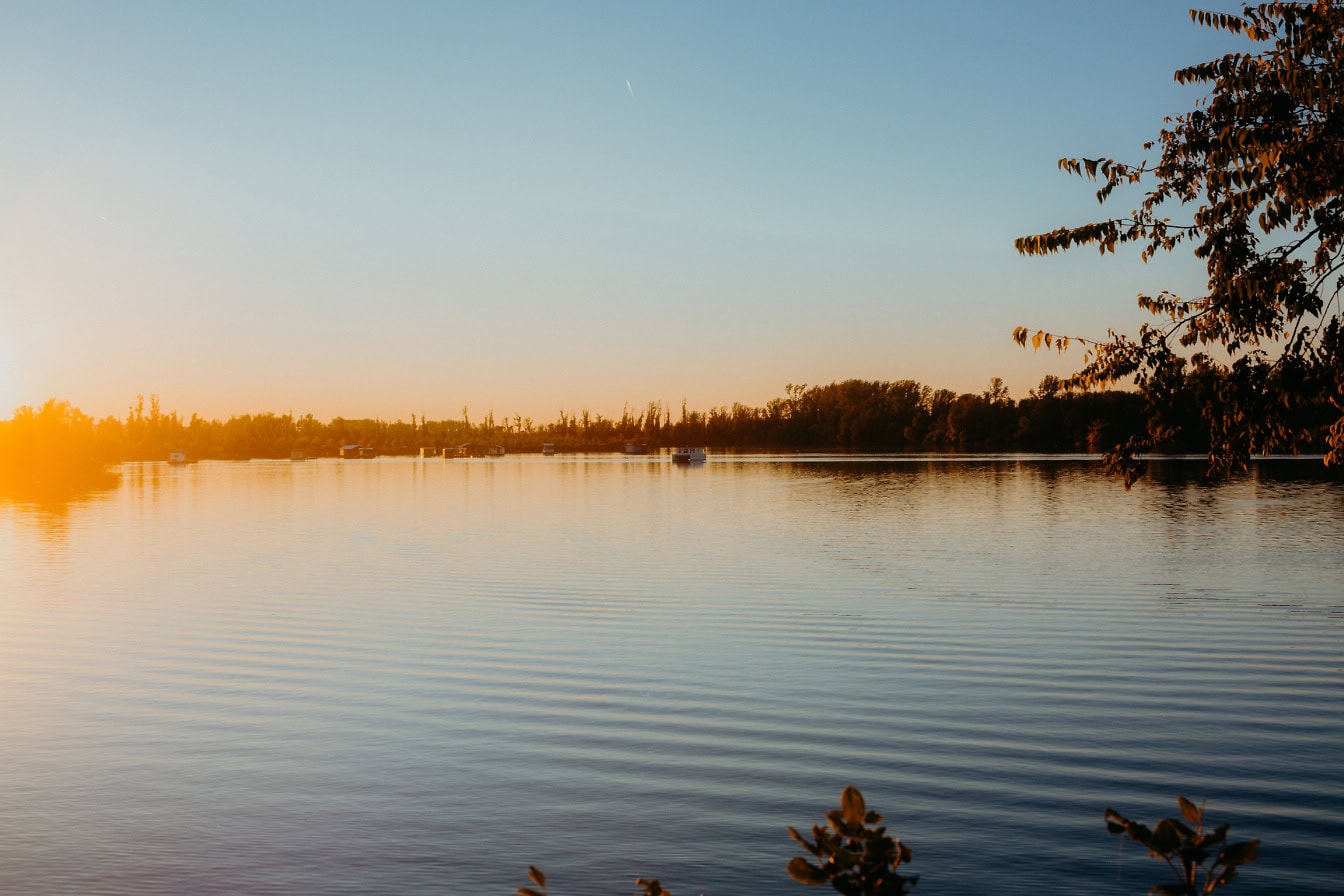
[1106, 797, 1260, 895]
[520, 789, 1257, 895]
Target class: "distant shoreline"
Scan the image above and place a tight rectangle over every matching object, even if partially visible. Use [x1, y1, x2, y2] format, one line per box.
[2, 378, 1334, 469]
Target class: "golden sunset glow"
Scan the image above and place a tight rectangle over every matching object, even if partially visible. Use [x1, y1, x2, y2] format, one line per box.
[0, 3, 1230, 427]
[4, 3, 1342, 894]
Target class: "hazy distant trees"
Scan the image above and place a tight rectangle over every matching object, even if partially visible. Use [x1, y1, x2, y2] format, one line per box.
[0, 399, 118, 500]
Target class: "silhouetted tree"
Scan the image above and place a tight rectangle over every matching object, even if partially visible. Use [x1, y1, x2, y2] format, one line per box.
[1016, 2, 1344, 482]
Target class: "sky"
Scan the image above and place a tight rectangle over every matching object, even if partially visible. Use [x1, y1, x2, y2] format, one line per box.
[1, 0, 1246, 424]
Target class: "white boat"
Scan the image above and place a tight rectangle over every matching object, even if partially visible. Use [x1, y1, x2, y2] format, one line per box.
[671, 447, 707, 464]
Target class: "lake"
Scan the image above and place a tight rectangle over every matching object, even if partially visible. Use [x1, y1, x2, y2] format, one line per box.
[2, 455, 1340, 895]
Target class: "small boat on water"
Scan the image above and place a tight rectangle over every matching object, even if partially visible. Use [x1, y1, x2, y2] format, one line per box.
[542, 443, 556, 456]
[671, 447, 707, 464]
[624, 442, 648, 455]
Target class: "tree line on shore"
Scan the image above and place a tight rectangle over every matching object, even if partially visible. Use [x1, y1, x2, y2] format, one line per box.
[94, 377, 1150, 460]
[2, 372, 1334, 472]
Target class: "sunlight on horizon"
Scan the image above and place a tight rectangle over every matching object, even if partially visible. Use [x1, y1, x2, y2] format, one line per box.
[0, 333, 18, 419]
[0, 3, 1241, 426]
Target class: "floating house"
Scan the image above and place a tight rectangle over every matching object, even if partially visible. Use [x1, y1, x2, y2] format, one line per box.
[671, 447, 707, 464]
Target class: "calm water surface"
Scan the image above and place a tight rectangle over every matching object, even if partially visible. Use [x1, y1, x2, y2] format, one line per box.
[2, 455, 1341, 895]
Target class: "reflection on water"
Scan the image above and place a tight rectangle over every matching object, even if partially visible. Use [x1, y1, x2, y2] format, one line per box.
[1, 456, 1340, 896]
[2, 479, 120, 568]
[0, 470, 121, 511]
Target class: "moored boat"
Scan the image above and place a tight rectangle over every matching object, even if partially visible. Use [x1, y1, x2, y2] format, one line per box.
[671, 447, 707, 464]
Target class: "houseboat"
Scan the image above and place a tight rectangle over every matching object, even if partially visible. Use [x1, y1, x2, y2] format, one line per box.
[623, 442, 648, 455]
[671, 447, 707, 464]
[542, 443, 556, 456]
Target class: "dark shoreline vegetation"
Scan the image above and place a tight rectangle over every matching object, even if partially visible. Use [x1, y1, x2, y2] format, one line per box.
[2, 375, 1333, 469]
[2, 373, 1336, 502]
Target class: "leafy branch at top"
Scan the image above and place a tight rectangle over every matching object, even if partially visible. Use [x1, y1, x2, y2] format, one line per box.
[1014, 2, 1344, 481]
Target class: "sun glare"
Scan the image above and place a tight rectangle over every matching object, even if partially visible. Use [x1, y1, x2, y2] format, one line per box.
[0, 344, 17, 420]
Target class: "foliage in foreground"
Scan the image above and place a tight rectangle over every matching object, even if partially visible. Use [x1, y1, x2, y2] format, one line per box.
[1016, 2, 1344, 483]
[786, 786, 916, 896]
[1106, 798, 1260, 896]
[520, 789, 1256, 896]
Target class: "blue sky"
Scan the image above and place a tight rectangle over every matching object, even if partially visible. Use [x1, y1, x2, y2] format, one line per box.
[1, 1, 1243, 423]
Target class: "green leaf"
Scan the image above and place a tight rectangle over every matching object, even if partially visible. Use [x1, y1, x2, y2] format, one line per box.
[787, 857, 828, 886]
[1152, 885, 1191, 896]
[840, 786, 866, 826]
[1149, 819, 1184, 854]
[1220, 839, 1260, 865]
